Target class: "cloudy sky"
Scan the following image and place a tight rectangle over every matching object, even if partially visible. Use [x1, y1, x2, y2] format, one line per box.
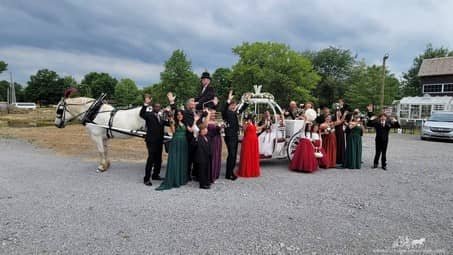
[1, 0, 452, 87]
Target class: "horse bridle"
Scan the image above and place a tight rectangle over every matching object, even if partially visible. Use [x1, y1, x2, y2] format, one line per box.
[55, 98, 94, 128]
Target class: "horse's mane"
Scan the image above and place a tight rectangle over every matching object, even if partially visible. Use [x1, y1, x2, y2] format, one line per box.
[66, 97, 142, 112]
[66, 97, 95, 105]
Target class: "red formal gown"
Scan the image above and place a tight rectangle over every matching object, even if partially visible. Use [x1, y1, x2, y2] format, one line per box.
[237, 123, 260, 177]
[322, 131, 337, 168]
[289, 137, 318, 173]
[313, 139, 328, 169]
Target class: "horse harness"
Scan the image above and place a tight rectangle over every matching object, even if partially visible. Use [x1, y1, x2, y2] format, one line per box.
[58, 94, 118, 139]
[106, 109, 118, 139]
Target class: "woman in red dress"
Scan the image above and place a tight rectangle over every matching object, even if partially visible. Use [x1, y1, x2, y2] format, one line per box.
[289, 122, 318, 173]
[321, 115, 337, 168]
[311, 124, 328, 169]
[236, 115, 260, 178]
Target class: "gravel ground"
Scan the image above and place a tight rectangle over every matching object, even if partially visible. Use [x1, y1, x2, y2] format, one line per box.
[0, 134, 452, 254]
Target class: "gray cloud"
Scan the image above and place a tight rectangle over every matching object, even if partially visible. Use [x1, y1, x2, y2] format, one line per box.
[1, 0, 452, 86]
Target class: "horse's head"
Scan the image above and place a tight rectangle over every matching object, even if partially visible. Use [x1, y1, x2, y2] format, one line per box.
[54, 97, 93, 128]
[55, 97, 73, 128]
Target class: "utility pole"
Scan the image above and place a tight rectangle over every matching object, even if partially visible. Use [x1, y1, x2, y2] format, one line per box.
[380, 53, 389, 111]
[9, 72, 16, 104]
[6, 83, 10, 104]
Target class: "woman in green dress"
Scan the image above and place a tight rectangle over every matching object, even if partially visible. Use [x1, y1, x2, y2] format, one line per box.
[343, 114, 365, 169]
[156, 110, 195, 190]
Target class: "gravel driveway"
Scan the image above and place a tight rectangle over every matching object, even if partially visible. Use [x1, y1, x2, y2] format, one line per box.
[1, 134, 452, 254]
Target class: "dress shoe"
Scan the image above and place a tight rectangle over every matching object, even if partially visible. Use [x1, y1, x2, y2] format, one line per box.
[200, 185, 211, 189]
[144, 180, 152, 186]
[152, 176, 164, 181]
[372, 164, 378, 169]
[226, 175, 238, 181]
[382, 166, 387, 171]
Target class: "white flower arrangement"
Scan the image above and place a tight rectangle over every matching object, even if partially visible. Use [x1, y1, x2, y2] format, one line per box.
[241, 85, 275, 103]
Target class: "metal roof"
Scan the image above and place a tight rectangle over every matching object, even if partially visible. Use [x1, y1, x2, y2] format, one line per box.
[399, 95, 453, 105]
[418, 56, 453, 77]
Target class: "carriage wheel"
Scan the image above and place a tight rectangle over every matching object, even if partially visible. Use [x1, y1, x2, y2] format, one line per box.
[287, 130, 304, 161]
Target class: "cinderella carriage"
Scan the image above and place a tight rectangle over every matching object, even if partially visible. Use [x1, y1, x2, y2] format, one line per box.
[237, 85, 317, 160]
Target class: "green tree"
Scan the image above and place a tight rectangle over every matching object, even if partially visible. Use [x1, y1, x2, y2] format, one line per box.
[401, 44, 453, 97]
[304, 47, 356, 106]
[114, 78, 140, 106]
[80, 72, 117, 98]
[0, 80, 24, 102]
[142, 82, 167, 105]
[230, 42, 320, 106]
[24, 69, 70, 104]
[0, 61, 7, 74]
[160, 49, 199, 104]
[14, 83, 25, 102]
[62, 76, 78, 88]
[345, 62, 400, 110]
[0, 80, 10, 101]
[211, 67, 232, 102]
[0, 80, 24, 101]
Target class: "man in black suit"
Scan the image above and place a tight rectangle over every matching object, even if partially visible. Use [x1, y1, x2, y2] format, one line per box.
[195, 71, 216, 110]
[366, 104, 400, 170]
[221, 90, 248, 180]
[139, 94, 169, 185]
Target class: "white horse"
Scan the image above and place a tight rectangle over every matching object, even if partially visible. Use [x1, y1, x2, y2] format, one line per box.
[54, 96, 145, 172]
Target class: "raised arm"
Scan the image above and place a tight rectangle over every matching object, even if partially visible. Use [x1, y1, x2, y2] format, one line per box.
[366, 104, 378, 127]
[222, 90, 234, 120]
[166, 92, 177, 112]
[139, 96, 152, 120]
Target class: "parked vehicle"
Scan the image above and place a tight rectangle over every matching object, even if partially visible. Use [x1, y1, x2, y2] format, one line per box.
[421, 111, 453, 141]
[12, 102, 37, 110]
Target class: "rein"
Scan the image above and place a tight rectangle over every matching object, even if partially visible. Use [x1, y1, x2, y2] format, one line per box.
[56, 99, 95, 128]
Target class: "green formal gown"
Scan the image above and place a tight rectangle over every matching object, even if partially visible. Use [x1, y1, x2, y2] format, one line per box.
[156, 124, 188, 190]
[343, 125, 362, 169]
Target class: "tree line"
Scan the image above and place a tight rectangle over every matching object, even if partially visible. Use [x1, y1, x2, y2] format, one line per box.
[1, 42, 452, 110]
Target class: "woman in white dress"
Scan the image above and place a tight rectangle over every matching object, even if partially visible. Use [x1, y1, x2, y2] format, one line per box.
[258, 111, 276, 157]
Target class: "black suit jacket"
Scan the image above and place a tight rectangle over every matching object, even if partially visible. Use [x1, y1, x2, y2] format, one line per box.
[221, 101, 248, 137]
[195, 86, 216, 110]
[367, 112, 400, 141]
[139, 105, 169, 144]
[194, 136, 211, 164]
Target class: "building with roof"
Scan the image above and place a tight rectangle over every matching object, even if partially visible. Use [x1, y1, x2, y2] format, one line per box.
[418, 56, 453, 96]
[392, 95, 453, 125]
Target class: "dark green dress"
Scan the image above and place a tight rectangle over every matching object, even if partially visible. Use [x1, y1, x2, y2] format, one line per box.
[343, 125, 362, 169]
[156, 124, 188, 190]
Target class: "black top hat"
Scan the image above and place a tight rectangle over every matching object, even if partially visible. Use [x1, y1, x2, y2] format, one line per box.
[200, 71, 211, 80]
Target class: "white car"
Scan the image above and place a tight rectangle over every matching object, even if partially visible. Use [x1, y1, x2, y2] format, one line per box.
[421, 112, 453, 141]
[12, 102, 37, 110]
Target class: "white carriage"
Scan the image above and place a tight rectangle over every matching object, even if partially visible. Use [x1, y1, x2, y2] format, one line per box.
[237, 85, 307, 160]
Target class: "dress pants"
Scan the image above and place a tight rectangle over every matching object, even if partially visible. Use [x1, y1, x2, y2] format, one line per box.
[224, 135, 238, 178]
[374, 138, 388, 167]
[144, 142, 163, 181]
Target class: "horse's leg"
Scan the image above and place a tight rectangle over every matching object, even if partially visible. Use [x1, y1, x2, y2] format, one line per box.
[90, 133, 108, 172]
[102, 137, 111, 171]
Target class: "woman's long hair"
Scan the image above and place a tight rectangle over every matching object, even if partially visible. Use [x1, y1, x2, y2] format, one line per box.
[174, 109, 184, 126]
[244, 113, 256, 124]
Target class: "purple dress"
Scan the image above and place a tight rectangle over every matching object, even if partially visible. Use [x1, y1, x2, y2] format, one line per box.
[208, 123, 222, 182]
